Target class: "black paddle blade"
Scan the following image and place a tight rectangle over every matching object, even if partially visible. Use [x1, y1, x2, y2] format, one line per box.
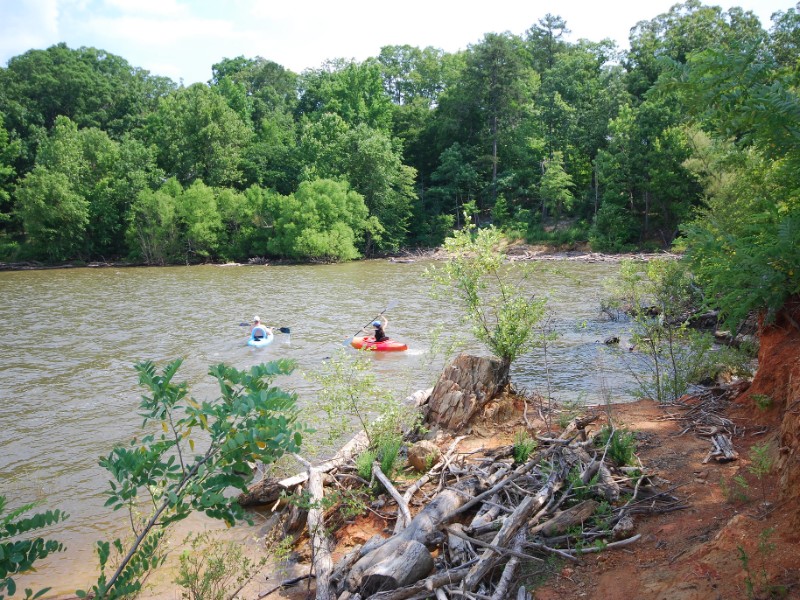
[278, 327, 291, 334]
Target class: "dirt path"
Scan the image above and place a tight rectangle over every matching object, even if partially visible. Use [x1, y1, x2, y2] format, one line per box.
[531, 399, 798, 600]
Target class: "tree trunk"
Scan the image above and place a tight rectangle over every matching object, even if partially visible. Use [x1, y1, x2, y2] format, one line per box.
[343, 479, 480, 595]
[425, 353, 509, 432]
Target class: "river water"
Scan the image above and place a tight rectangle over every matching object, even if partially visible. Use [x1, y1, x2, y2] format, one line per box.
[0, 259, 634, 594]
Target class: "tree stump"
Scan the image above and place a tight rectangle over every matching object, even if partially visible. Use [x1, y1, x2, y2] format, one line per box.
[425, 353, 509, 431]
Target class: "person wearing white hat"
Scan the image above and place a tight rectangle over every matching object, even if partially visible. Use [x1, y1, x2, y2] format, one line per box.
[251, 316, 271, 340]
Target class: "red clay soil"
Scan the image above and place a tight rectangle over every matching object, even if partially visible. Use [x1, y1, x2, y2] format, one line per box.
[531, 399, 799, 600]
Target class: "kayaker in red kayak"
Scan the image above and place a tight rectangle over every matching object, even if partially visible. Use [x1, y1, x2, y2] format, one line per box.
[370, 315, 388, 342]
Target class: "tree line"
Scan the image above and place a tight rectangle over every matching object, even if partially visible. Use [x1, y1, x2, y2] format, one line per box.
[0, 1, 797, 272]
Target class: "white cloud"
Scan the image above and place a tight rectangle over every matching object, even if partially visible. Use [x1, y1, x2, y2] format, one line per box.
[0, 0, 60, 61]
[2, 0, 795, 83]
[103, 0, 186, 17]
[84, 15, 236, 45]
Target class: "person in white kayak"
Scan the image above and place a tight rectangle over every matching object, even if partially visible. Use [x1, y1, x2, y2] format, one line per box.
[250, 316, 271, 340]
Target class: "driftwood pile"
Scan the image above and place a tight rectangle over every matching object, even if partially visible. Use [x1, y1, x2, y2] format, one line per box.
[254, 415, 685, 599]
[662, 382, 750, 464]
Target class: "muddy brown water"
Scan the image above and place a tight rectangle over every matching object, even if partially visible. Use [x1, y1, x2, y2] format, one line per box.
[0, 259, 636, 594]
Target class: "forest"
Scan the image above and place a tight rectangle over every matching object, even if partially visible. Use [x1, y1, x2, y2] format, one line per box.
[0, 0, 797, 283]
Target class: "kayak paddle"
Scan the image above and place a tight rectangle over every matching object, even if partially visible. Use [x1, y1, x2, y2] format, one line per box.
[350, 299, 398, 340]
[239, 323, 291, 334]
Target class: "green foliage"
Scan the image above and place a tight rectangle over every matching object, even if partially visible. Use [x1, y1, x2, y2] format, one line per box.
[752, 394, 773, 411]
[591, 500, 614, 530]
[557, 399, 582, 429]
[265, 178, 370, 261]
[426, 225, 548, 368]
[126, 181, 180, 265]
[78, 358, 306, 598]
[720, 474, 750, 504]
[376, 434, 403, 480]
[539, 151, 575, 219]
[604, 259, 729, 403]
[355, 450, 377, 481]
[673, 35, 800, 331]
[175, 531, 265, 600]
[567, 466, 599, 501]
[309, 348, 417, 450]
[595, 426, 636, 466]
[512, 429, 538, 464]
[738, 527, 778, 600]
[145, 83, 251, 187]
[748, 443, 774, 505]
[0, 496, 67, 599]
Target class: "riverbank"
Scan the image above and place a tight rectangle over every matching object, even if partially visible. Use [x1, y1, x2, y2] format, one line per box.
[278, 398, 800, 600]
[47, 388, 796, 599]
[0, 242, 680, 271]
[238, 388, 797, 599]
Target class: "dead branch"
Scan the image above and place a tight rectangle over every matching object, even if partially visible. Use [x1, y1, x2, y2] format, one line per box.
[294, 454, 333, 600]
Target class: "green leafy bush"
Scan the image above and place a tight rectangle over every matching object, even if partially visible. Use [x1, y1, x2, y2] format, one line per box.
[426, 224, 548, 370]
[0, 497, 67, 599]
[78, 358, 307, 598]
[512, 429, 537, 464]
[595, 426, 637, 466]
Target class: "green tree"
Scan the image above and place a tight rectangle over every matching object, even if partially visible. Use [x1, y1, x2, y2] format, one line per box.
[591, 99, 699, 251]
[145, 84, 251, 187]
[674, 35, 800, 327]
[15, 168, 88, 261]
[0, 115, 21, 233]
[525, 13, 570, 72]
[78, 359, 306, 598]
[297, 116, 414, 252]
[539, 150, 574, 219]
[0, 44, 174, 171]
[297, 59, 393, 132]
[126, 180, 181, 265]
[625, 0, 765, 97]
[266, 178, 371, 261]
[174, 180, 223, 262]
[13, 117, 162, 260]
[426, 225, 548, 374]
[428, 142, 480, 229]
[458, 33, 538, 207]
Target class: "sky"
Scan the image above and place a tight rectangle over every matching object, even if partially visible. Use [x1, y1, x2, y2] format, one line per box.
[0, 0, 796, 84]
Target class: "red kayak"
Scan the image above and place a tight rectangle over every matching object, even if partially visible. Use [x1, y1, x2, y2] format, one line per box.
[351, 336, 408, 352]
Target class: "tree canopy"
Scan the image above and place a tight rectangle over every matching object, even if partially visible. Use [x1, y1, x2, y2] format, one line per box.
[0, 0, 796, 287]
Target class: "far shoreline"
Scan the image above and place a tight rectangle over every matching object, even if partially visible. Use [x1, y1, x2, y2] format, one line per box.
[0, 243, 680, 272]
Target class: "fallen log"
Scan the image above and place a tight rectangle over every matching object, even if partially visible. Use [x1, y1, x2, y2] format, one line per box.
[373, 462, 411, 531]
[529, 500, 599, 537]
[347, 539, 434, 597]
[708, 432, 739, 463]
[241, 388, 431, 508]
[342, 478, 480, 596]
[446, 523, 473, 565]
[295, 455, 333, 600]
[240, 430, 369, 507]
[367, 564, 475, 600]
[490, 530, 526, 600]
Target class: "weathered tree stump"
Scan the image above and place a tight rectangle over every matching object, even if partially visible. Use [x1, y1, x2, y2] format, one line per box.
[425, 353, 510, 431]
